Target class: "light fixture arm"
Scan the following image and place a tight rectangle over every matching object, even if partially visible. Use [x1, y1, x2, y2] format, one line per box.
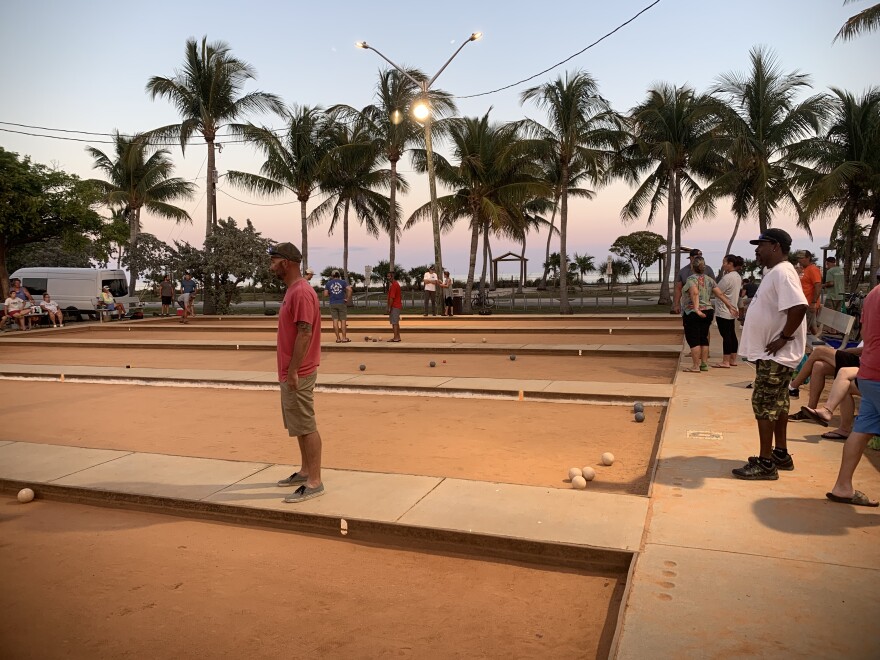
[427, 35, 476, 88]
[357, 43, 423, 89]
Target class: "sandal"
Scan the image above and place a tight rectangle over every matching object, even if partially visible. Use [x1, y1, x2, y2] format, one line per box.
[342, 338, 351, 343]
[826, 490, 879, 507]
[801, 406, 830, 427]
[387, 338, 401, 343]
[682, 367, 701, 373]
[711, 363, 731, 368]
[699, 363, 709, 372]
[821, 430, 850, 440]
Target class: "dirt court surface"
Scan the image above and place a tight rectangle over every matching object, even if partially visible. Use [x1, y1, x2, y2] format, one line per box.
[0, 381, 660, 494]
[0, 498, 623, 658]
[1, 346, 676, 384]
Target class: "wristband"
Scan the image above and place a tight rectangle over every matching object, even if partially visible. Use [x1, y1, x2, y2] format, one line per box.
[780, 333, 793, 341]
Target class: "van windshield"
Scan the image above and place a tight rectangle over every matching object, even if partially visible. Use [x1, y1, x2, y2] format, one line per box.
[101, 279, 128, 297]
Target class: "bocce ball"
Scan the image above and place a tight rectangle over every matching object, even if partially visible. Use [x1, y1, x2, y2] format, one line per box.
[601, 452, 615, 466]
[635, 412, 645, 423]
[568, 467, 583, 480]
[17, 488, 34, 503]
[633, 402, 644, 413]
[509, 355, 516, 361]
[582, 467, 596, 481]
[571, 476, 587, 490]
[359, 364, 366, 371]
[429, 361, 436, 368]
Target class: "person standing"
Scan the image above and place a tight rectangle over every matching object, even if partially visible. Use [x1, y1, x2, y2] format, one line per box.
[440, 270, 454, 317]
[798, 250, 822, 336]
[822, 256, 845, 312]
[386, 270, 402, 342]
[269, 242, 325, 503]
[324, 269, 352, 342]
[423, 265, 439, 316]
[713, 255, 744, 368]
[826, 284, 880, 507]
[178, 273, 197, 324]
[159, 275, 174, 316]
[672, 249, 715, 315]
[733, 228, 807, 480]
[680, 257, 738, 372]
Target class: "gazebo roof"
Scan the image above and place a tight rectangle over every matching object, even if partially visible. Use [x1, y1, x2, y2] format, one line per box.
[491, 251, 527, 262]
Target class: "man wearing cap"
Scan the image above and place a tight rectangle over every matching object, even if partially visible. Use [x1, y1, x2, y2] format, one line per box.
[323, 269, 352, 342]
[673, 249, 715, 315]
[733, 228, 807, 480]
[304, 267, 314, 283]
[423, 266, 439, 316]
[797, 249, 822, 336]
[269, 242, 325, 503]
[100, 285, 126, 319]
[823, 256, 845, 313]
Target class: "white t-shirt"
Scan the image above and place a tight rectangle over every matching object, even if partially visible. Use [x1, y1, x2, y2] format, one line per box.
[5, 297, 25, 312]
[423, 271, 438, 292]
[41, 301, 59, 313]
[714, 271, 742, 320]
[739, 261, 807, 368]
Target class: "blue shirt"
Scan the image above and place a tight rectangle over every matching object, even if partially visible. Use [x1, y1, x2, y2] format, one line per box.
[325, 278, 349, 305]
[181, 279, 197, 294]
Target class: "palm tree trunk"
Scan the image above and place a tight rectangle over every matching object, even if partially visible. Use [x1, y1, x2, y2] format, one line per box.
[487, 238, 496, 290]
[480, 222, 490, 296]
[673, 173, 683, 287]
[539, 204, 558, 290]
[559, 164, 572, 315]
[519, 237, 526, 293]
[343, 200, 350, 282]
[658, 182, 674, 305]
[844, 212, 856, 289]
[464, 220, 480, 314]
[128, 208, 140, 296]
[202, 140, 217, 315]
[852, 211, 880, 291]
[724, 214, 743, 260]
[388, 159, 398, 272]
[300, 200, 309, 271]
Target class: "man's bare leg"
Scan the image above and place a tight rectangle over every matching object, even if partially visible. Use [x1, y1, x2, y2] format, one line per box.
[806, 361, 833, 409]
[829, 432, 876, 503]
[298, 431, 322, 488]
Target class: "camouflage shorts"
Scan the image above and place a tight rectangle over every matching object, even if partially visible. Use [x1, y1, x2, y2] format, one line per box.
[752, 359, 795, 420]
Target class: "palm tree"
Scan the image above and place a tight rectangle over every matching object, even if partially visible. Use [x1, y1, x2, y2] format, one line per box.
[406, 113, 548, 312]
[618, 84, 721, 306]
[835, 1, 880, 41]
[686, 47, 828, 252]
[86, 132, 195, 293]
[310, 119, 400, 281]
[226, 105, 336, 270]
[521, 70, 621, 313]
[146, 36, 284, 239]
[330, 69, 455, 272]
[792, 87, 880, 288]
[572, 252, 596, 284]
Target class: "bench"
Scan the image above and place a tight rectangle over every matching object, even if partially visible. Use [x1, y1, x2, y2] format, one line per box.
[816, 306, 856, 345]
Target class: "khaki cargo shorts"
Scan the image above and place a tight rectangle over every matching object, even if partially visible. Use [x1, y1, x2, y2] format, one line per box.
[279, 371, 318, 436]
[329, 304, 347, 321]
[751, 359, 794, 421]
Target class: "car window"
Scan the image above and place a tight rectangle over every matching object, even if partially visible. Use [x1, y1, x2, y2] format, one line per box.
[21, 278, 48, 296]
[101, 278, 128, 297]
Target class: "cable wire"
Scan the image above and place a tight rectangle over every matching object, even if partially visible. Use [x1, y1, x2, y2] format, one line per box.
[217, 187, 298, 206]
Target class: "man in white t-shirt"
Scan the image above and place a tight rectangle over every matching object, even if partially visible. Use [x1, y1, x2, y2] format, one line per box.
[422, 265, 439, 316]
[734, 228, 807, 480]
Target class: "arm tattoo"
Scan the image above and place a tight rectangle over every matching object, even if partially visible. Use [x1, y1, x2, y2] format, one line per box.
[296, 321, 312, 335]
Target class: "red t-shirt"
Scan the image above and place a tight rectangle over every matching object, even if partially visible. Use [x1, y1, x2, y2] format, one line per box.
[800, 264, 822, 309]
[387, 281, 402, 309]
[858, 287, 880, 381]
[277, 278, 321, 381]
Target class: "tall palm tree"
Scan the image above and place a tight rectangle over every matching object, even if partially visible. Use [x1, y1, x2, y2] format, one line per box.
[86, 132, 195, 293]
[521, 70, 621, 314]
[406, 113, 548, 312]
[330, 69, 455, 272]
[618, 84, 721, 306]
[146, 36, 284, 239]
[835, 1, 880, 41]
[572, 252, 596, 284]
[792, 87, 880, 288]
[687, 47, 828, 250]
[226, 105, 336, 270]
[310, 119, 401, 281]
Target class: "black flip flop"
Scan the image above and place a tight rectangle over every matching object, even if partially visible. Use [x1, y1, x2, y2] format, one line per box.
[826, 490, 879, 507]
[800, 406, 830, 427]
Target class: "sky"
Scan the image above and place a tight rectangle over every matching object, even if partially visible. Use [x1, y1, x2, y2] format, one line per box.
[1, 0, 877, 281]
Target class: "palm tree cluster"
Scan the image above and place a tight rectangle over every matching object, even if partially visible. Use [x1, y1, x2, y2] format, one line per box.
[84, 35, 880, 314]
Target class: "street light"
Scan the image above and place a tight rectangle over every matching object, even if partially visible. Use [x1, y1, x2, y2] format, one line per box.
[357, 33, 482, 311]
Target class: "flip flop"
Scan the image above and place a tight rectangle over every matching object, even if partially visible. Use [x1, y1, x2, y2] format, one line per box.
[801, 406, 830, 427]
[826, 490, 879, 507]
[789, 410, 809, 421]
[711, 363, 731, 368]
[821, 430, 850, 440]
[342, 338, 351, 343]
[682, 367, 701, 373]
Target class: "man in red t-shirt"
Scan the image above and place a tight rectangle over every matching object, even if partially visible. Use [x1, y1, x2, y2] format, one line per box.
[269, 242, 325, 503]
[827, 285, 880, 507]
[386, 270, 402, 342]
[798, 250, 822, 335]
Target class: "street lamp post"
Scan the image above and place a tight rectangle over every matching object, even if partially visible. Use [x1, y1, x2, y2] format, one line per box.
[357, 33, 482, 312]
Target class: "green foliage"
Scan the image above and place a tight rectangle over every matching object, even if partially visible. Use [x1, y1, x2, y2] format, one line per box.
[609, 231, 665, 284]
[8, 237, 94, 272]
[120, 233, 175, 288]
[610, 258, 633, 284]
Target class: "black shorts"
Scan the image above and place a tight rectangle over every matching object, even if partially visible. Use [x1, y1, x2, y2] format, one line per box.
[835, 350, 860, 374]
[445, 296, 453, 306]
[161, 296, 172, 305]
[683, 309, 714, 348]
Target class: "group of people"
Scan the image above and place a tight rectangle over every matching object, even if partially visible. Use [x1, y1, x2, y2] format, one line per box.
[157, 274, 198, 323]
[680, 228, 877, 508]
[421, 266, 455, 318]
[2, 279, 65, 330]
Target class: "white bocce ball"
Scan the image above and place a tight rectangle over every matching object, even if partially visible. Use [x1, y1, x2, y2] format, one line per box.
[581, 467, 596, 481]
[568, 467, 583, 481]
[571, 475, 587, 490]
[17, 488, 35, 503]
[601, 452, 615, 466]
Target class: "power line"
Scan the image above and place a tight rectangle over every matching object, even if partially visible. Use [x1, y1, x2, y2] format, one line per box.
[217, 187, 299, 206]
[457, 0, 663, 99]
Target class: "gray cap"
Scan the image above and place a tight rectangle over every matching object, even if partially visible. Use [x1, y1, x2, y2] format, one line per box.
[269, 242, 302, 262]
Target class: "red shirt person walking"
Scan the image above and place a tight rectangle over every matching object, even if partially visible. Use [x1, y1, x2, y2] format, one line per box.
[386, 270, 402, 342]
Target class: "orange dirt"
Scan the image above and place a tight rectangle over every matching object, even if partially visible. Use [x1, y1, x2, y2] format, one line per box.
[0, 498, 624, 658]
[0, 381, 660, 495]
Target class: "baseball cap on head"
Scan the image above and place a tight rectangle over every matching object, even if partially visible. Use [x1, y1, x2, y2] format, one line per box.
[749, 228, 792, 252]
[688, 248, 702, 258]
[305, 268, 314, 276]
[268, 242, 302, 262]
[428, 265, 435, 271]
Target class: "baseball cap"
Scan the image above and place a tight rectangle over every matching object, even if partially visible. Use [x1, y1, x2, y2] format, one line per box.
[268, 242, 302, 262]
[749, 228, 792, 252]
[688, 248, 702, 258]
[428, 265, 435, 271]
[305, 268, 314, 276]
[102, 285, 110, 290]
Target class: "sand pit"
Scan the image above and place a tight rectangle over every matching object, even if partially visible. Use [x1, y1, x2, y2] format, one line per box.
[0, 498, 624, 657]
[0, 380, 660, 494]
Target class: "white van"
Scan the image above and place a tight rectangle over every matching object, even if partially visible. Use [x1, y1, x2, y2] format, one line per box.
[10, 268, 137, 318]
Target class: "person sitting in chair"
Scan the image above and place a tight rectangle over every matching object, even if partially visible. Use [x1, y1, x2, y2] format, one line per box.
[100, 286, 125, 318]
[40, 293, 65, 328]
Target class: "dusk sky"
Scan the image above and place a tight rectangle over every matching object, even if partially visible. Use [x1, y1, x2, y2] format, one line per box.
[1, 0, 877, 280]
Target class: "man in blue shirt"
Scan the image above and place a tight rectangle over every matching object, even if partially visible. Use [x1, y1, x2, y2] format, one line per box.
[323, 270, 352, 342]
[178, 273, 197, 324]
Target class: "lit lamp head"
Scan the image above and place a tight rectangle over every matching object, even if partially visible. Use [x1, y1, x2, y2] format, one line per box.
[469, 32, 483, 42]
[412, 100, 431, 121]
[390, 109, 404, 125]
[355, 41, 369, 49]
